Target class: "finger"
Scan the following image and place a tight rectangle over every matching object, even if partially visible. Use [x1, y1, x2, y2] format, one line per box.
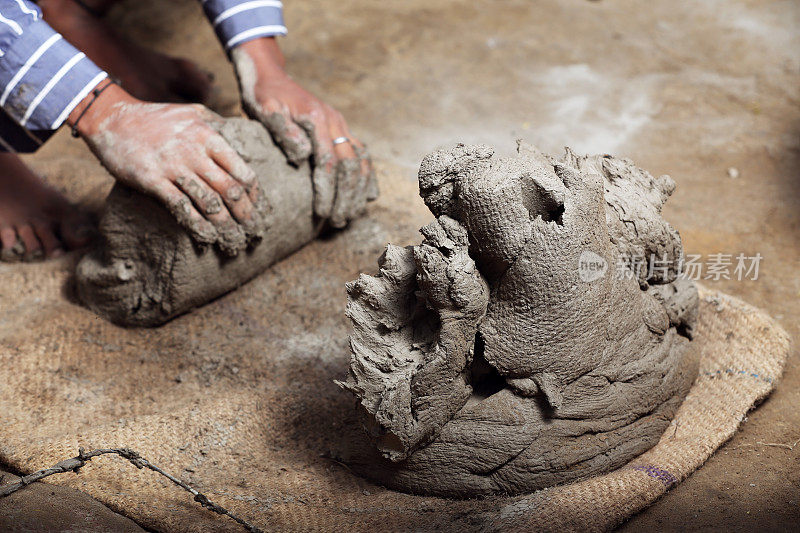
[260, 108, 313, 165]
[330, 157, 362, 229]
[332, 159, 362, 228]
[148, 178, 219, 246]
[192, 164, 261, 233]
[15, 224, 43, 261]
[194, 104, 226, 129]
[175, 173, 247, 255]
[205, 134, 258, 193]
[352, 138, 379, 201]
[331, 130, 358, 161]
[31, 218, 64, 258]
[0, 224, 22, 262]
[348, 134, 368, 170]
[329, 119, 361, 227]
[345, 136, 373, 216]
[205, 133, 270, 235]
[175, 173, 233, 221]
[0, 224, 17, 251]
[298, 113, 337, 219]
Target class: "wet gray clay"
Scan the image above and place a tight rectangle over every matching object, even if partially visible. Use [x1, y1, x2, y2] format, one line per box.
[338, 142, 699, 497]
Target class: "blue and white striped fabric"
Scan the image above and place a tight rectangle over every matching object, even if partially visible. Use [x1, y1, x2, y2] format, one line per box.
[0, 0, 287, 153]
[201, 0, 287, 51]
[0, 0, 108, 152]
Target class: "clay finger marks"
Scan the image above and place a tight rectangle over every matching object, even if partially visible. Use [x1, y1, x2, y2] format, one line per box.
[413, 243, 453, 310]
[345, 245, 418, 332]
[554, 152, 604, 202]
[298, 116, 337, 220]
[148, 178, 219, 247]
[553, 162, 605, 225]
[175, 174, 247, 256]
[415, 219, 488, 317]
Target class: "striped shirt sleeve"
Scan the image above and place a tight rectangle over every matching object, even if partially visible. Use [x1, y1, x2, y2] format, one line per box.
[0, 0, 107, 136]
[201, 0, 287, 52]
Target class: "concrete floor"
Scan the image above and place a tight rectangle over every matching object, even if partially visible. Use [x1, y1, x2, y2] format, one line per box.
[2, 0, 798, 530]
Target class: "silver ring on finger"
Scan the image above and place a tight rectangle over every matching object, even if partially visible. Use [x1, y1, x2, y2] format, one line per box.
[332, 136, 350, 146]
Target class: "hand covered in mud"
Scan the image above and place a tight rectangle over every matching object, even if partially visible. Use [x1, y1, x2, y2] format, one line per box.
[231, 37, 377, 227]
[70, 83, 267, 256]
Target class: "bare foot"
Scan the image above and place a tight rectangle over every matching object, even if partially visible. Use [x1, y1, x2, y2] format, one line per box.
[0, 154, 93, 261]
[39, 0, 214, 104]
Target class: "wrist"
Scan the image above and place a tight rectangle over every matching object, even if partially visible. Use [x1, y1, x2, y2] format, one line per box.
[67, 81, 136, 137]
[234, 37, 286, 76]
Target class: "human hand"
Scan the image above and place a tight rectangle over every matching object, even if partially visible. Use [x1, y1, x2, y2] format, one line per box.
[69, 82, 267, 255]
[231, 37, 377, 227]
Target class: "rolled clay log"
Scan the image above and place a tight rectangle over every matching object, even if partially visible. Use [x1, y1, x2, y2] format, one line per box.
[337, 142, 700, 497]
[76, 118, 319, 327]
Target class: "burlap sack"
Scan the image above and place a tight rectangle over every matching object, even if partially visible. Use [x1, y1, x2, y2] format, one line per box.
[0, 172, 790, 532]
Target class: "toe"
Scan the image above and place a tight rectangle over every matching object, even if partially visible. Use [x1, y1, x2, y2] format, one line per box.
[15, 224, 43, 261]
[31, 218, 65, 258]
[0, 224, 16, 251]
[0, 225, 23, 262]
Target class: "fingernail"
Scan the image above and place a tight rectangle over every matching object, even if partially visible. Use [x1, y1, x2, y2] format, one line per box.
[51, 248, 65, 258]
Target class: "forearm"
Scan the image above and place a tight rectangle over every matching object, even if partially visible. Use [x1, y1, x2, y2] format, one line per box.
[66, 79, 134, 138]
[235, 36, 285, 73]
